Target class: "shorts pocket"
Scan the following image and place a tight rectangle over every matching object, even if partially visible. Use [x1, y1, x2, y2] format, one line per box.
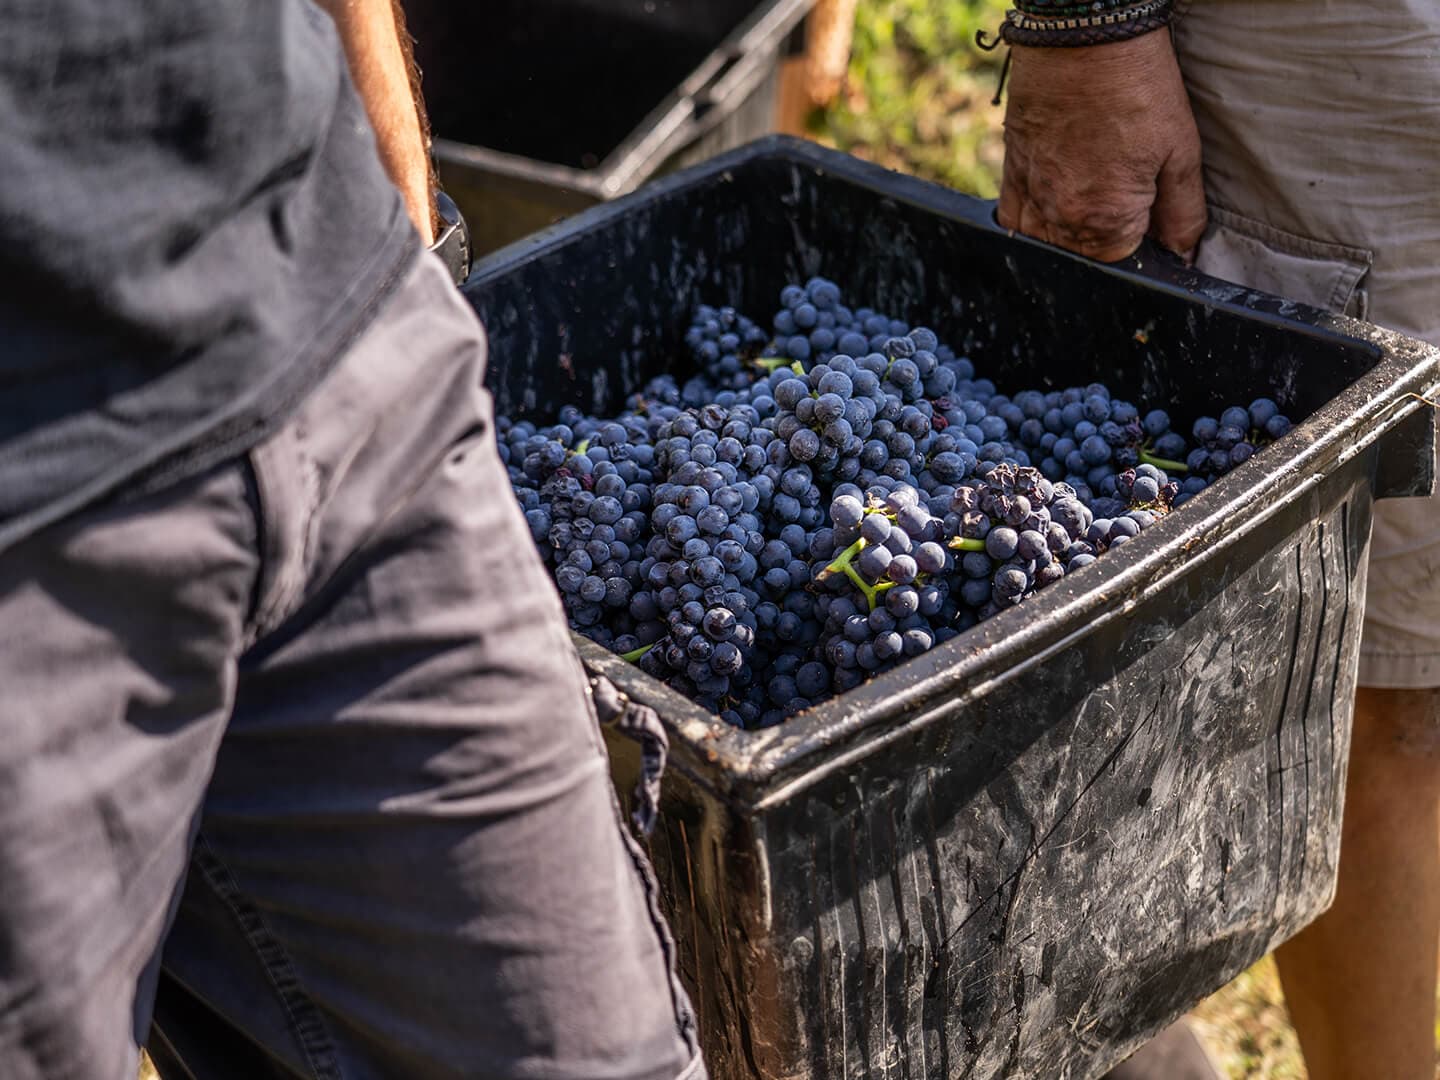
[1196, 205, 1374, 319]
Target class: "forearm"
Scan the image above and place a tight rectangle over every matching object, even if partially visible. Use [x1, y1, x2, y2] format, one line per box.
[315, 0, 436, 245]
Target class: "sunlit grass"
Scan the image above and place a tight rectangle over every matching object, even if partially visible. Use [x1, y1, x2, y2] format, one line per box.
[1190, 957, 1306, 1079]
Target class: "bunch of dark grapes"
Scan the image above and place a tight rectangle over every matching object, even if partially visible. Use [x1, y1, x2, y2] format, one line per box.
[1064, 463, 1188, 563]
[1185, 398, 1293, 481]
[495, 276, 1303, 730]
[989, 384, 1168, 501]
[683, 304, 771, 395]
[1087, 461, 1181, 520]
[939, 464, 1086, 618]
[809, 484, 960, 692]
[770, 277, 865, 365]
[623, 403, 776, 712]
[496, 414, 658, 649]
[765, 335, 929, 489]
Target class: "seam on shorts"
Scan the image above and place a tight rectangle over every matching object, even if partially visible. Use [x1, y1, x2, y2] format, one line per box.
[191, 836, 342, 1080]
[1206, 203, 1374, 314]
[232, 463, 269, 641]
[612, 802, 704, 1061]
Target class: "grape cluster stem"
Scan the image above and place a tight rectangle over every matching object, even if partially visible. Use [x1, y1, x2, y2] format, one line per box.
[817, 536, 901, 611]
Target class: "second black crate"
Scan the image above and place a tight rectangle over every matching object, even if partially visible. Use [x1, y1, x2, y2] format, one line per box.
[403, 0, 812, 255]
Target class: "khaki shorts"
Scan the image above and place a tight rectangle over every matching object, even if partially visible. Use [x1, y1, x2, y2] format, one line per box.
[1174, 0, 1440, 689]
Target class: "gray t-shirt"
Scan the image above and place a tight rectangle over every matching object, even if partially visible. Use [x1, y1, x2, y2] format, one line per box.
[0, 0, 419, 550]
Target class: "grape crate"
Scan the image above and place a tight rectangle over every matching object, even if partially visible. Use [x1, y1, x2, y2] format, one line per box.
[465, 137, 1437, 1080]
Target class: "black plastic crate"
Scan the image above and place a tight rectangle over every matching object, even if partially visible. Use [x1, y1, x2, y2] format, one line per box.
[403, 0, 811, 255]
[462, 137, 1440, 1079]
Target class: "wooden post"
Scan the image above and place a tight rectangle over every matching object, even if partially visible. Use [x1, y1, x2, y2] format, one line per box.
[776, 0, 859, 136]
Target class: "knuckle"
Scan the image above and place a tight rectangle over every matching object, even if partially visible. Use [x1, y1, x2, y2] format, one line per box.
[1050, 204, 1140, 258]
[1050, 195, 1124, 235]
[1077, 237, 1135, 262]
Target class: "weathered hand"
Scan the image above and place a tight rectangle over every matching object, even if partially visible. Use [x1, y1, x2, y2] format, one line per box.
[997, 30, 1206, 263]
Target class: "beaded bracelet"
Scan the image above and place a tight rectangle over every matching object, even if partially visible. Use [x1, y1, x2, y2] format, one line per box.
[1016, 0, 1156, 12]
[985, 0, 1173, 48]
[1014, 0, 1149, 17]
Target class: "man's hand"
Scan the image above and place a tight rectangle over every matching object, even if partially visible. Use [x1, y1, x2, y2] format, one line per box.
[997, 30, 1206, 263]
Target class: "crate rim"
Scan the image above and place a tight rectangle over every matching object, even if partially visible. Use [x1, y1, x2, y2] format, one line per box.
[467, 135, 1440, 812]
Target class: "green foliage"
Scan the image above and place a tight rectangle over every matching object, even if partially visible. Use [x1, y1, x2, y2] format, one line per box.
[813, 0, 1011, 197]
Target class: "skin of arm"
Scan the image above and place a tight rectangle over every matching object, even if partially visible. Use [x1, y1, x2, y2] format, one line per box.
[996, 30, 1207, 263]
[314, 0, 437, 246]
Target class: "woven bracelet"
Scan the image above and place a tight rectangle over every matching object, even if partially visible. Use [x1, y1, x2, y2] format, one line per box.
[973, 0, 1173, 102]
[1001, 0, 1173, 47]
[1013, 0, 1151, 17]
[1015, 0, 1156, 13]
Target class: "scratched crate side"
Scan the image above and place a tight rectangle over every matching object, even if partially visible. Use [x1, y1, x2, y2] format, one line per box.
[750, 456, 1372, 1080]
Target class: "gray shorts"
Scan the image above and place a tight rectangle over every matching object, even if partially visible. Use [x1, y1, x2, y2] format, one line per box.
[0, 254, 704, 1080]
[1174, 0, 1440, 689]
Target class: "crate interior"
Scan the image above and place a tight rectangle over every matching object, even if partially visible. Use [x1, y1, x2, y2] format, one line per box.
[404, 0, 765, 170]
[468, 154, 1379, 430]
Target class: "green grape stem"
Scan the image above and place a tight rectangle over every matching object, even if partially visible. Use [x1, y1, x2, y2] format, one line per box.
[752, 356, 793, 373]
[818, 535, 865, 583]
[748, 356, 808, 377]
[620, 641, 658, 663]
[1139, 448, 1188, 473]
[818, 535, 892, 611]
[947, 536, 987, 552]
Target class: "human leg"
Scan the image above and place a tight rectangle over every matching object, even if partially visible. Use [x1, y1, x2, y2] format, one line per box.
[1274, 687, 1440, 1080]
[0, 468, 259, 1080]
[155, 255, 703, 1079]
